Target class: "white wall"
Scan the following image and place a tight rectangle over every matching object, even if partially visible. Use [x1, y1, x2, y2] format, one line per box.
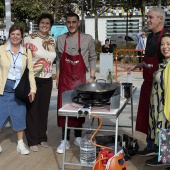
[85, 18, 107, 45]
[98, 18, 107, 44]
[85, 18, 95, 41]
[85, 17, 142, 45]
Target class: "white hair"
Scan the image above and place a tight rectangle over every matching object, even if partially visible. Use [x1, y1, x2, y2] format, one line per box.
[148, 7, 165, 24]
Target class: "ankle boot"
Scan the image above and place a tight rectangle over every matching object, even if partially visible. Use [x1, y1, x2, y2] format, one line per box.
[17, 139, 29, 155]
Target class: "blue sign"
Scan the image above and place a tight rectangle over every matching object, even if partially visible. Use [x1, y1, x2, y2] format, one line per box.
[51, 23, 68, 40]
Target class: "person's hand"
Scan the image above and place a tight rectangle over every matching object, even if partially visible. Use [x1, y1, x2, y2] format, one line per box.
[125, 64, 136, 73]
[28, 92, 35, 102]
[86, 78, 95, 83]
[143, 62, 152, 69]
[56, 76, 59, 89]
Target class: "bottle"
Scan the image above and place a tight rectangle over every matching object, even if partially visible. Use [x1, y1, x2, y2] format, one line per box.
[107, 69, 112, 83]
[126, 72, 132, 83]
[80, 131, 96, 165]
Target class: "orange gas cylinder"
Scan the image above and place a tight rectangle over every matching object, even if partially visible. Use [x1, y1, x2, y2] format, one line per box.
[93, 150, 126, 170]
[106, 152, 126, 170]
[93, 149, 109, 170]
[90, 114, 126, 170]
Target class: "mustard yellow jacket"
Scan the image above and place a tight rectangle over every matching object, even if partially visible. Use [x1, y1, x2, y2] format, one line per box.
[164, 60, 170, 121]
[0, 44, 36, 95]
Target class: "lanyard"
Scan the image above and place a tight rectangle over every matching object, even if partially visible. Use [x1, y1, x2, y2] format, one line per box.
[11, 52, 20, 69]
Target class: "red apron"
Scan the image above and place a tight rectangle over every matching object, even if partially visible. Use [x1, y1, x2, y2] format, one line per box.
[136, 28, 165, 135]
[57, 33, 86, 127]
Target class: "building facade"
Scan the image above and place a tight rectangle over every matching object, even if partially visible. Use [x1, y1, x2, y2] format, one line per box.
[83, 6, 170, 44]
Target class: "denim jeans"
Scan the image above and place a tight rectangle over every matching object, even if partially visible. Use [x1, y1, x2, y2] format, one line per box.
[0, 79, 26, 131]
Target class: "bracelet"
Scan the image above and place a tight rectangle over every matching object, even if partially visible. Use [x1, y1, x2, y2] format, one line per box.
[90, 76, 96, 80]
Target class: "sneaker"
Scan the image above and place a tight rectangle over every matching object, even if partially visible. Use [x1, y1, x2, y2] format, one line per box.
[56, 140, 70, 154]
[30, 145, 38, 152]
[17, 139, 29, 155]
[145, 156, 163, 166]
[74, 137, 82, 147]
[0, 145, 2, 153]
[137, 147, 158, 156]
[40, 142, 49, 148]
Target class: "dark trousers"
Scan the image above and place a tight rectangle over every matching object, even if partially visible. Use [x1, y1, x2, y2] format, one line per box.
[146, 137, 155, 150]
[62, 127, 82, 140]
[137, 51, 142, 63]
[137, 51, 144, 70]
[25, 77, 52, 146]
[146, 137, 158, 151]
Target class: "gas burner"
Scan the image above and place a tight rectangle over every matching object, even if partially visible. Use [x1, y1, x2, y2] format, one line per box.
[72, 95, 110, 107]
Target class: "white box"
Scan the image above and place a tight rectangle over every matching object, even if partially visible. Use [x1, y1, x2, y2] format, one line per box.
[100, 53, 114, 76]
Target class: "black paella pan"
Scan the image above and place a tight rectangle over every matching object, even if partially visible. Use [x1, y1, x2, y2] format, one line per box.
[75, 82, 118, 101]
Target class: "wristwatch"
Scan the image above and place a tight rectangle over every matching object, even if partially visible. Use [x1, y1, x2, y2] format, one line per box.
[90, 76, 96, 80]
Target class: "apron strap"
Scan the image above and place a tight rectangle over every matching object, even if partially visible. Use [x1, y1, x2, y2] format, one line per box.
[64, 34, 69, 53]
[155, 27, 165, 58]
[78, 32, 81, 54]
[63, 32, 81, 54]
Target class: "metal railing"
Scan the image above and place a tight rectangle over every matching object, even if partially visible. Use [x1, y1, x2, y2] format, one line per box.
[115, 49, 144, 78]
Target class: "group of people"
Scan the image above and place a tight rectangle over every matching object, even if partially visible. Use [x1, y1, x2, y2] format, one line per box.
[0, 13, 57, 154]
[0, 12, 97, 155]
[0, 5, 170, 168]
[127, 6, 170, 167]
[100, 8, 170, 168]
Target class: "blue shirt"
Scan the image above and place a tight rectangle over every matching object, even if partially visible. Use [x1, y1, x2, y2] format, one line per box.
[7, 42, 23, 89]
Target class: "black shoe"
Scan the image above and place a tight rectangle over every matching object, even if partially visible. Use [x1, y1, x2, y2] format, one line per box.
[145, 156, 163, 167]
[137, 147, 158, 156]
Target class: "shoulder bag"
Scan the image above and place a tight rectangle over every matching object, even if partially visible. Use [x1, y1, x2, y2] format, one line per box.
[15, 51, 30, 103]
[158, 128, 170, 164]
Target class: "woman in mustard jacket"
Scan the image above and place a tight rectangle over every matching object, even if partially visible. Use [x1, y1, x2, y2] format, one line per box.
[0, 24, 36, 155]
